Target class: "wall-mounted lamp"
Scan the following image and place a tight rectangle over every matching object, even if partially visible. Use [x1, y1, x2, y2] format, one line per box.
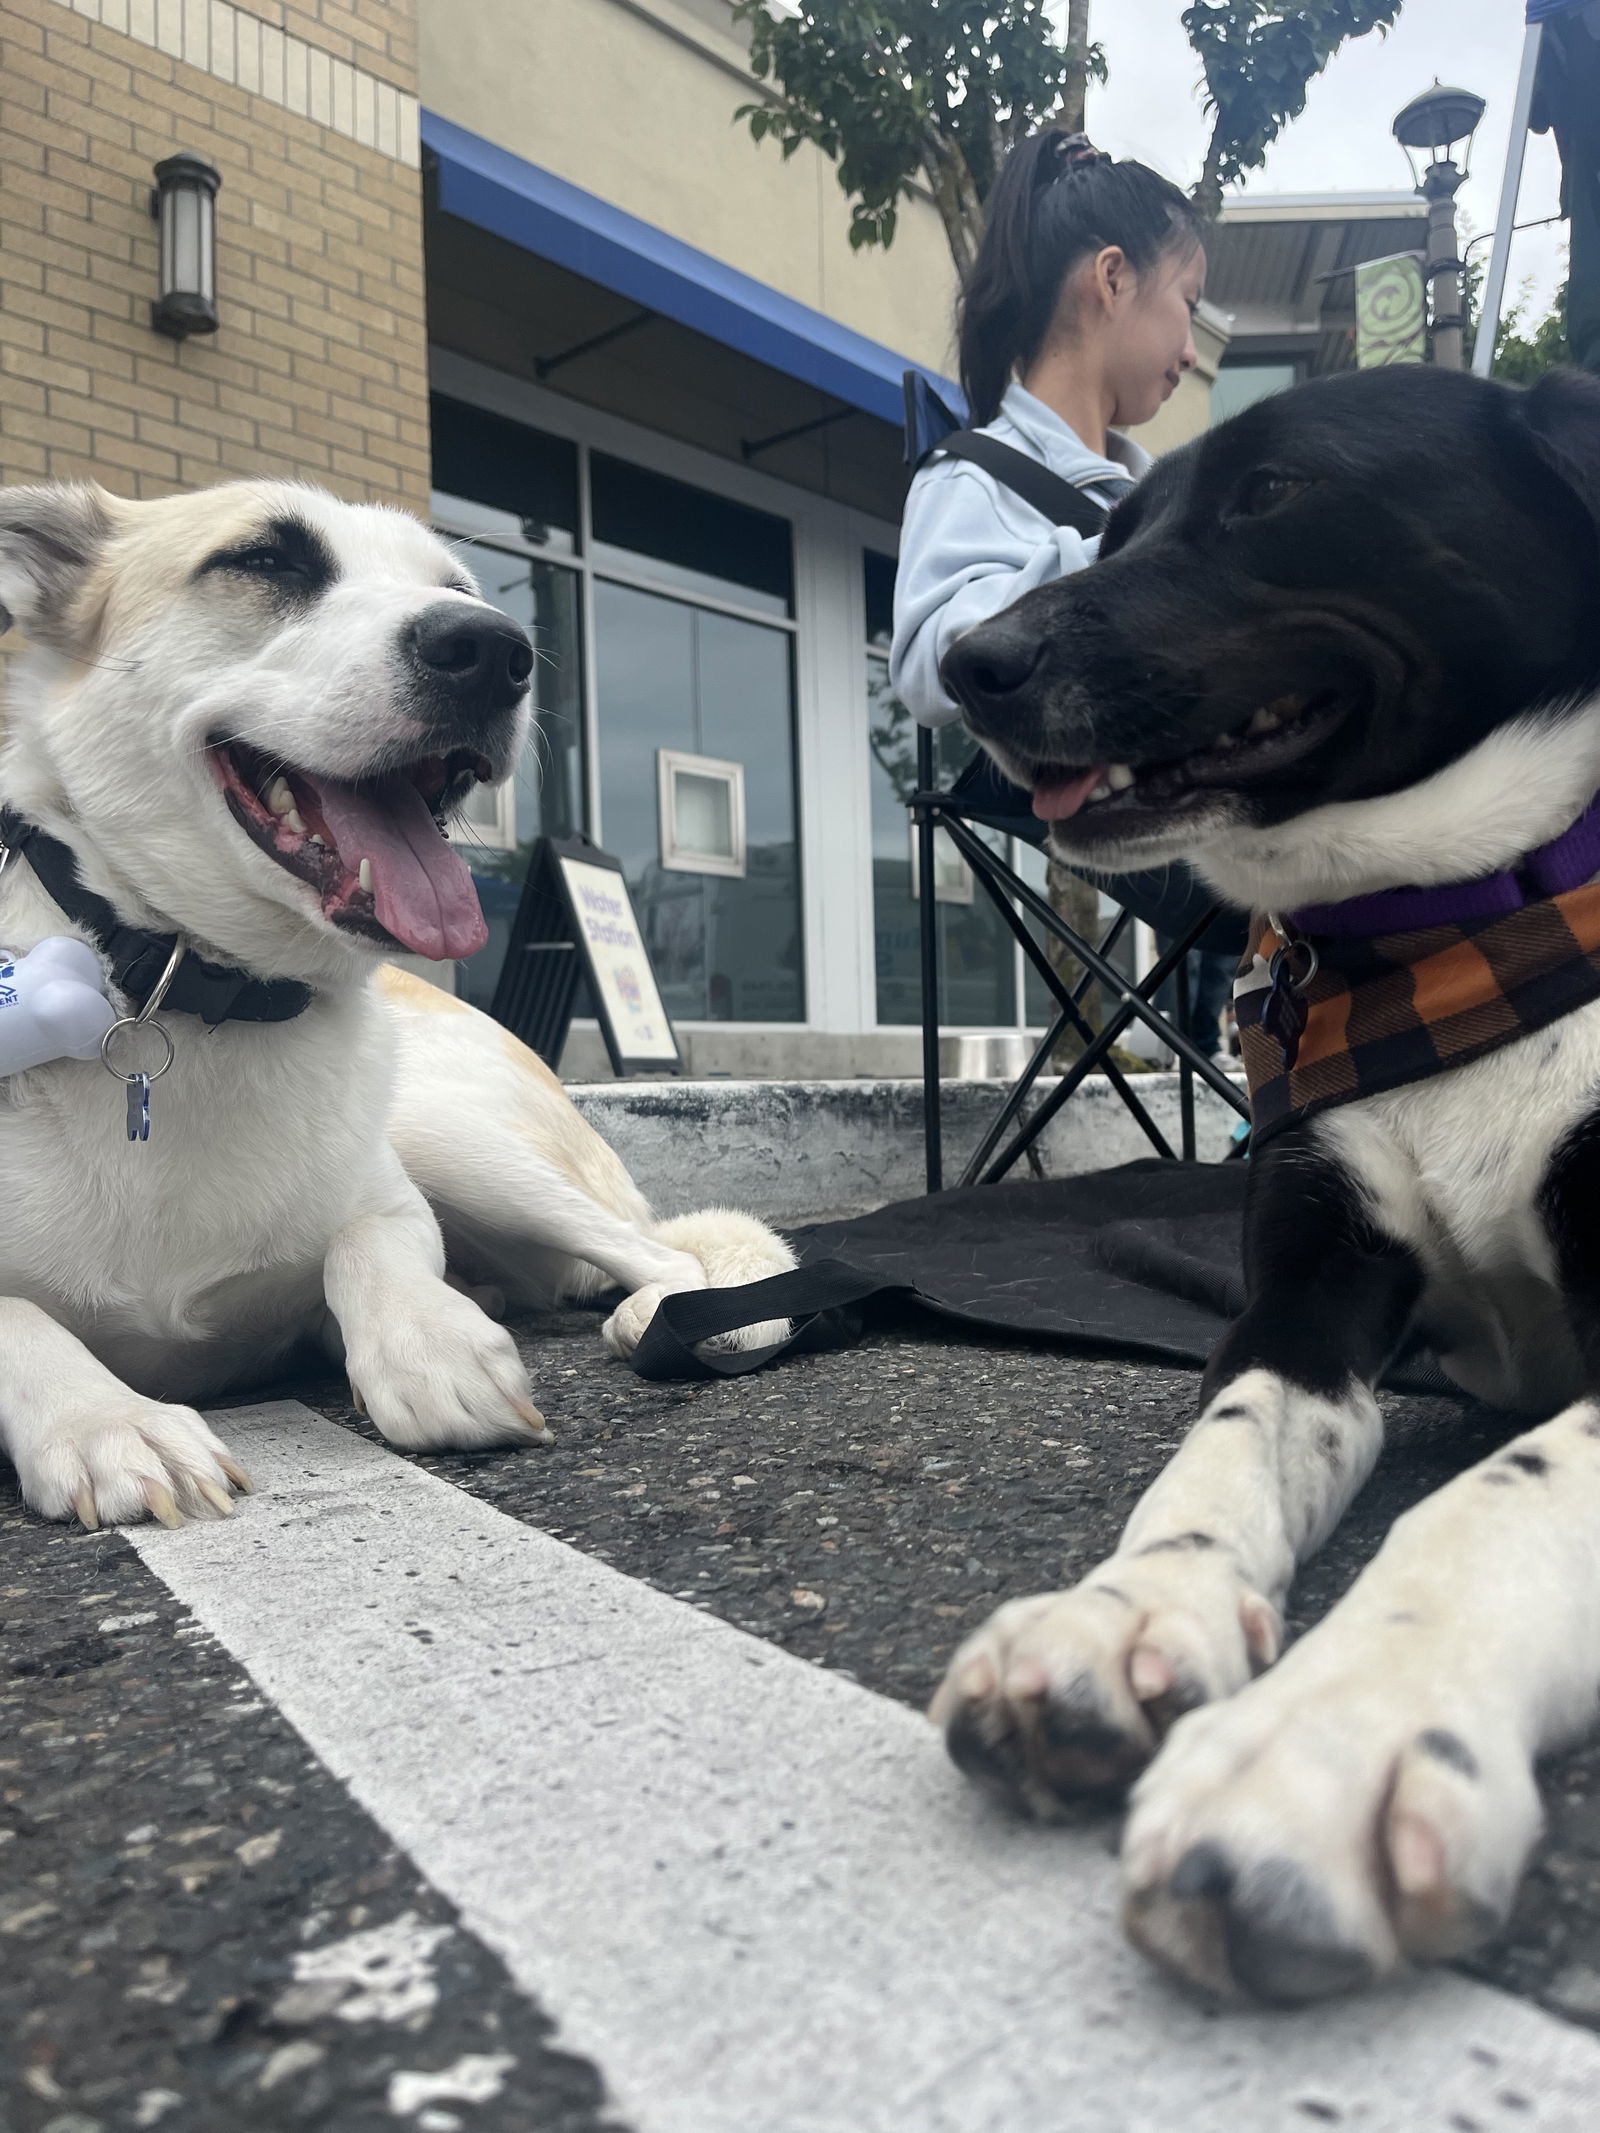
[149, 153, 221, 340]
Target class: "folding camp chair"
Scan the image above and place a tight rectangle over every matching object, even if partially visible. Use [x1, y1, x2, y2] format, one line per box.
[911, 736, 1251, 1190]
[899, 371, 1250, 1190]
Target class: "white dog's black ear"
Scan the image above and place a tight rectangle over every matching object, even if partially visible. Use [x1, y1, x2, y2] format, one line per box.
[1513, 367, 1600, 527]
[0, 483, 115, 644]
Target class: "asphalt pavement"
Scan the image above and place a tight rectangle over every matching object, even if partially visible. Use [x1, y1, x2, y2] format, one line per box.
[9, 1300, 1600, 2130]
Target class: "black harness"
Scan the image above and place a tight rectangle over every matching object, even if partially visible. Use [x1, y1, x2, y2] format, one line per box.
[0, 807, 314, 1027]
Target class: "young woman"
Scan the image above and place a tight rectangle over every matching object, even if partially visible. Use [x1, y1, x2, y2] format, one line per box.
[891, 131, 1231, 1059]
[890, 131, 1207, 726]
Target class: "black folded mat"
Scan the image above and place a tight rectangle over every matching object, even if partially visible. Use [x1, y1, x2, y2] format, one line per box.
[628, 1159, 1453, 1395]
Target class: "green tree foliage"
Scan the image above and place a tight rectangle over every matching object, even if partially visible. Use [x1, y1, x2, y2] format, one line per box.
[732, 2, 1408, 272]
[1183, 3, 1405, 213]
[730, 1, 1105, 277]
[1462, 248, 1571, 381]
[1493, 282, 1571, 383]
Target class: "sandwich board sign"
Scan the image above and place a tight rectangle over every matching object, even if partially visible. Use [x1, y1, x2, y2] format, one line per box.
[489, 835, 681, 1076]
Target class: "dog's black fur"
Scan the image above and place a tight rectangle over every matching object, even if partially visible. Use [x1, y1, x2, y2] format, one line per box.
[928, 371, 1600, 2004]
[942, 365, 1600, 868]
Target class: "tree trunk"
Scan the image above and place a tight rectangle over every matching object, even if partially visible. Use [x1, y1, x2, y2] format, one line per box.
[1060, 1, 1092, 134]
[1193, 125, 1226, 219]
[922, 136, 985, 282]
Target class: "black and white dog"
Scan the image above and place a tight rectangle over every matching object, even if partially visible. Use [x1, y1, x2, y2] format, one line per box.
[934, 365, 1600, 2004]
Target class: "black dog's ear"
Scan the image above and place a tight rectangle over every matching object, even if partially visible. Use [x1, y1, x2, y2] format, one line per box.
[1512, 367, 1600, 527]
[0, 483, 115, 645]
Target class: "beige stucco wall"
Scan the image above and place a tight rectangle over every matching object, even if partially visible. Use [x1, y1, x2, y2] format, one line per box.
[419, 0, 964, 380]
[421, 0, 1223, 444]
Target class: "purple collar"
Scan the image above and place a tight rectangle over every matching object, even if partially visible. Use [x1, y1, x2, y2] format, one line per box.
[1291, 791, 1600, 936]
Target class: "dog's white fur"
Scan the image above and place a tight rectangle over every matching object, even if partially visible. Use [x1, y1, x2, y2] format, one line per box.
[936, 691, 1600, 1998]
[0, 479, 792, 1530]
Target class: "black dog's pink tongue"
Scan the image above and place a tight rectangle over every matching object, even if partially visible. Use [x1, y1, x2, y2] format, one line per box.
[297, 770, 488, 960]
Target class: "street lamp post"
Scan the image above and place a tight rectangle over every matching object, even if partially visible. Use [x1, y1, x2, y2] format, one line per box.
[1393, 83, 1486, 371]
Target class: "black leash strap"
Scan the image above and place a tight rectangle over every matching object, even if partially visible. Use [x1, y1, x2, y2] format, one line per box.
[629, 1257, 914, 1381]
[932, 432, 1115, 539]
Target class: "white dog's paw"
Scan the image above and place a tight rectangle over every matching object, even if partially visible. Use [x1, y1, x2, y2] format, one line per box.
[349, 1282, 552, 1452]
[931, 1554, 1280, 1817]
[653, 1207, 797, 1287]
[601, 1280, 685, 1360]
[603, 1208, 795, 1360]
[1120, 1648, 1542, 2004]
[601, 1276, 791, 1361]
[15, 1397, 251, 1530]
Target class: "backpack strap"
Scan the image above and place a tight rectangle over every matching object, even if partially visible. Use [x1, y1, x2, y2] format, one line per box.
[934, 430, 1115, 540]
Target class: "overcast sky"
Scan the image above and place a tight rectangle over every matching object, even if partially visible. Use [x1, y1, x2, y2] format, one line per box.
[1086, 0, 1567, 324]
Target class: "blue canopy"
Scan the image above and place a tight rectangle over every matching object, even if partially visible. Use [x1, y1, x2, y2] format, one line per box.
[421, 110, 960, 429]
[1528, 2, 1589, 21]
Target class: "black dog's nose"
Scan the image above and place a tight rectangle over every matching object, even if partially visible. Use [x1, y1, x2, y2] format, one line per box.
[940, 614, 1048, 724]
[408, 603, 533, 719]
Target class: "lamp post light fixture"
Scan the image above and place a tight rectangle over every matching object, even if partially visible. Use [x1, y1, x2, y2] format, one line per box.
[1393, 82, 1486, 371]
[149, 152, 221, 340]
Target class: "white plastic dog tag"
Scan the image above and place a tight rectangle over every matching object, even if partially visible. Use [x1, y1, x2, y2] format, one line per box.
[0, 937, 117, 1076]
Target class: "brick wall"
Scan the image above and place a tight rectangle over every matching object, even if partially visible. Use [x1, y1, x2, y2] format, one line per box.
[0, 0, 429, 513]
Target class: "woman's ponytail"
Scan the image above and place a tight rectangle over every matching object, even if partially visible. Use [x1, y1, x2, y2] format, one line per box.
[957, 132, 1207, 427]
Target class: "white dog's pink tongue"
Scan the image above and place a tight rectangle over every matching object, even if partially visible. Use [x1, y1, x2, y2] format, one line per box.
[301, 771, 488, 960]
[1031, 766, 1108, 823]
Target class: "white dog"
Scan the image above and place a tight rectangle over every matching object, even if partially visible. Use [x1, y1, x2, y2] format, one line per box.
[0, 479, 792, 1530]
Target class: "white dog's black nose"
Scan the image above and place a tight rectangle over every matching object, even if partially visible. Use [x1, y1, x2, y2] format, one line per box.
[408, 603, 534, 722]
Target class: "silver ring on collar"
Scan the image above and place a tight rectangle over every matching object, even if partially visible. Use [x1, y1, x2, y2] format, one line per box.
[99, 936, 187, 1084]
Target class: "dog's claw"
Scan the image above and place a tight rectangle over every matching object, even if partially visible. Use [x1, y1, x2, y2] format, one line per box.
[513, 1397, 555, 1446]
[218, 1455, 253, 1494]
[143, 1481, 184, 1529]
[72, 1486, 100, 1532]
[350, 1382, 367, 1416]
[197, 1479, 235, 1518]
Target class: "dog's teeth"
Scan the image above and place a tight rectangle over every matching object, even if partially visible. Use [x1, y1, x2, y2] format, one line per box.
[1248, 707, 1283, 736]
[284, 806, 307, 835]
[1089, 780, 1112, 803]
[266, 777, 294, 816]
[1213, 731, 1238, 750]
[1106, 764, 1135, 791]
[358, 858, 373, 893]
[308, 831, 327, 847]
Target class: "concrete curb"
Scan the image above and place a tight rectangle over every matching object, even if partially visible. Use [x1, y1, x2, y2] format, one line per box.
[569, 1072, 1246, 1220]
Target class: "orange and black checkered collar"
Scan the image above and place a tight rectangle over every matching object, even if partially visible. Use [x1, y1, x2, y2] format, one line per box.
[1234, 794, 1600, 1146]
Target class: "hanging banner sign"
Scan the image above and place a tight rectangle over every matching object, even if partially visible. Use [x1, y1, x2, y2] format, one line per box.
[1354, 253, 1428, 368]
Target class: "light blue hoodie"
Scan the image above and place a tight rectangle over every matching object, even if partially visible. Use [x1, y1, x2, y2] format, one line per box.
[888, 381, 1151, 726]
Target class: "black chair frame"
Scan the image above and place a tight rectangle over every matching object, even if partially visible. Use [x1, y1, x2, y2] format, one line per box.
[912, 725, 1251, 1193]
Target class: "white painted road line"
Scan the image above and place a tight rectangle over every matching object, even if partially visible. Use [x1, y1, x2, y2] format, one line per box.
[131, 1402, 1600, 2133]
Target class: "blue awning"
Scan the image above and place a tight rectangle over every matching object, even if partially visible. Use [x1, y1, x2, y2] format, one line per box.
[421, 110, 961, 429]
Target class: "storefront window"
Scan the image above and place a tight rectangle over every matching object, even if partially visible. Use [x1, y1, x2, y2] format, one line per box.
[595, 581, 803, 1023]
[432, 397, 804, 1027]
[866, 552, 1017, 1027]
[591, 453, 793, 618]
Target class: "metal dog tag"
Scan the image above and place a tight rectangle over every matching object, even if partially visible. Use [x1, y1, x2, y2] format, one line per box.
[1262, 934, 1319, 1070]
[99, 937, 185, 1150]
[1262, 962, 1308, 1068]
[125, 1071, 151, 1143]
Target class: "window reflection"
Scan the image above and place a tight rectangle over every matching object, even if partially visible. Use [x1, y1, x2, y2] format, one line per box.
[596, 581, 803, 1023]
